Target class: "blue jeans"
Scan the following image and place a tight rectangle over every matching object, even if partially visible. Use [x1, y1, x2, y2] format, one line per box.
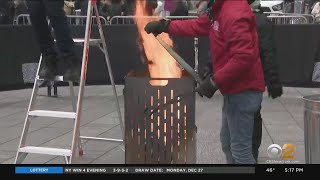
[220, 91, 263, 164]
[26, 0, 75, 58]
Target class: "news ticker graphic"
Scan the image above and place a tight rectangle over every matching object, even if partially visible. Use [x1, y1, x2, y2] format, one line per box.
[14, 166, 255, 174]
[0, 165, 311, 175]
[16, 167, 63, 174]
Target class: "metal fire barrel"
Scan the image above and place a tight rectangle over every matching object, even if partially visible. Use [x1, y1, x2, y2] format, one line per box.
[303, 94, 320, 164]
[123, 74, 196, 164]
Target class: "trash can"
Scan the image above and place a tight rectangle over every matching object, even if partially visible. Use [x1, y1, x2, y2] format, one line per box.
[124, 74, 197, 164]
[303, 94, 320, 164]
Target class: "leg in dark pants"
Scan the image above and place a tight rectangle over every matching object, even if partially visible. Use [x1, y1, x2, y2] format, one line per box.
[26, 0, 80, 81]
[27, 0, 75, 57]
[252, 106, 262, 163]
[43, 0, 75, 58]
[26, 0, 56, 56]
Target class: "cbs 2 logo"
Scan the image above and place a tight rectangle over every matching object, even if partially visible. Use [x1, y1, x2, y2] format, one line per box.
[267, 144, 295, 159]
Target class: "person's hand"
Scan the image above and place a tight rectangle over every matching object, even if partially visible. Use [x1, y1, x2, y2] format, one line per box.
[267, 78, 283, 99]
[144, 19, 170, 36]
[200, 62, 213, 80]
[195, 75, 218, 98]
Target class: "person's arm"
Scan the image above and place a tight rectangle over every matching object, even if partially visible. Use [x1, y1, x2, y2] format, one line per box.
[214, 17, 256, 88]
[257, 14, 279, 86]
[257, 14, 283, 98]
[168, 14, 211, 37]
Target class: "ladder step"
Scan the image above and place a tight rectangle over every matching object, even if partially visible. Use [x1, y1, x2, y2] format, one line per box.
[28, 110, 76, 119]
[73, 38, 102, 45]
[19, 146, 71, 156]
[55, 38, 102, 46]
[37, 76, 64, 82]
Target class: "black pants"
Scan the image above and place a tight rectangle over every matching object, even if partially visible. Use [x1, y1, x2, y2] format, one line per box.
[252, 106, 262, 163]
[26, 0, 75, 58]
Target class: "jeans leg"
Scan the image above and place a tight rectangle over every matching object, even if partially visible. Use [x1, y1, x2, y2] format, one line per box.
[26, 0, 56, 56]
[43, 0, 75, 58]
[220, 96, 234, 164]
[227, 91, 262, 164]
[252, 106, 262, 163]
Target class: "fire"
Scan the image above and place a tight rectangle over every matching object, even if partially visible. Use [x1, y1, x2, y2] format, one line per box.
[134, 0, 182, 85]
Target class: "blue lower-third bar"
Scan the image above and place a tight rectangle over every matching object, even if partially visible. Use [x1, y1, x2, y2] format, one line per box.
[15, 167, 64, 174]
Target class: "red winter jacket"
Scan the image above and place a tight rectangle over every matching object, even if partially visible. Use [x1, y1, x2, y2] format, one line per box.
[168, 0, 265, 94]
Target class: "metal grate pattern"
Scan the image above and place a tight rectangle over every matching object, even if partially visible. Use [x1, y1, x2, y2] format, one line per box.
[124, 75, 196, 164]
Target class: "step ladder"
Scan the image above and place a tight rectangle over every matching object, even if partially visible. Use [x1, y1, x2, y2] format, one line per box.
[14, 0, 124, 164]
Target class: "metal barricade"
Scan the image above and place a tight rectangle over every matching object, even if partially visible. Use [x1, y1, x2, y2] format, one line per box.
[316, 16, 320, 24]
[110, 15, 197, 25]
[14, 14, 31, 25]
[263, 12, 283, 16]
[66, 15, 108, 25]
[299, 14, 315, 24]
[267, 15, 308, 24]
[13, 14, 108, 25]
[166, 16, 197, 20]
[282, 13, 315, 24]
[264, 12, 315, 24]
[110, 16, 159, 25]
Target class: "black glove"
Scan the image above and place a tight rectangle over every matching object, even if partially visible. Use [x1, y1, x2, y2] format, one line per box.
[267, 78, 283, 99]
[195, 75, 218, 98]
[144, 19, 170, 36]
[200, 62, 213, 80]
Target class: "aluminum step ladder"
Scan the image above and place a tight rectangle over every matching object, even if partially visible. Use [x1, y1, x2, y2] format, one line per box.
[14, 0, 124, 164]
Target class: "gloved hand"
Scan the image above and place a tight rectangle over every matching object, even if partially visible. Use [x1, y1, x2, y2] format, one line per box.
[200, 62, 213, 80]
[144, 19, 170, 36]
[267, 78, 283, 99]
[195, 75, 218, 98]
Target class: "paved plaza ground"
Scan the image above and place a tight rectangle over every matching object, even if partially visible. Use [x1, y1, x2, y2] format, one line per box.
[0, 85, 317, 164]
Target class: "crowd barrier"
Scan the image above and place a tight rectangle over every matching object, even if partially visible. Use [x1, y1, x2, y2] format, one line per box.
[109, 15, 198, 25]
[266, 14, 315, 24]
[1, 23, 320, 90]
[267, 15, 308, 24]
[12, 14, 316, 26]
[13, 14, 109, 25]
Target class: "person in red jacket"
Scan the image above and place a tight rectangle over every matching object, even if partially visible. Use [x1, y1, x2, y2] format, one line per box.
[145, 0, 265, 164]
